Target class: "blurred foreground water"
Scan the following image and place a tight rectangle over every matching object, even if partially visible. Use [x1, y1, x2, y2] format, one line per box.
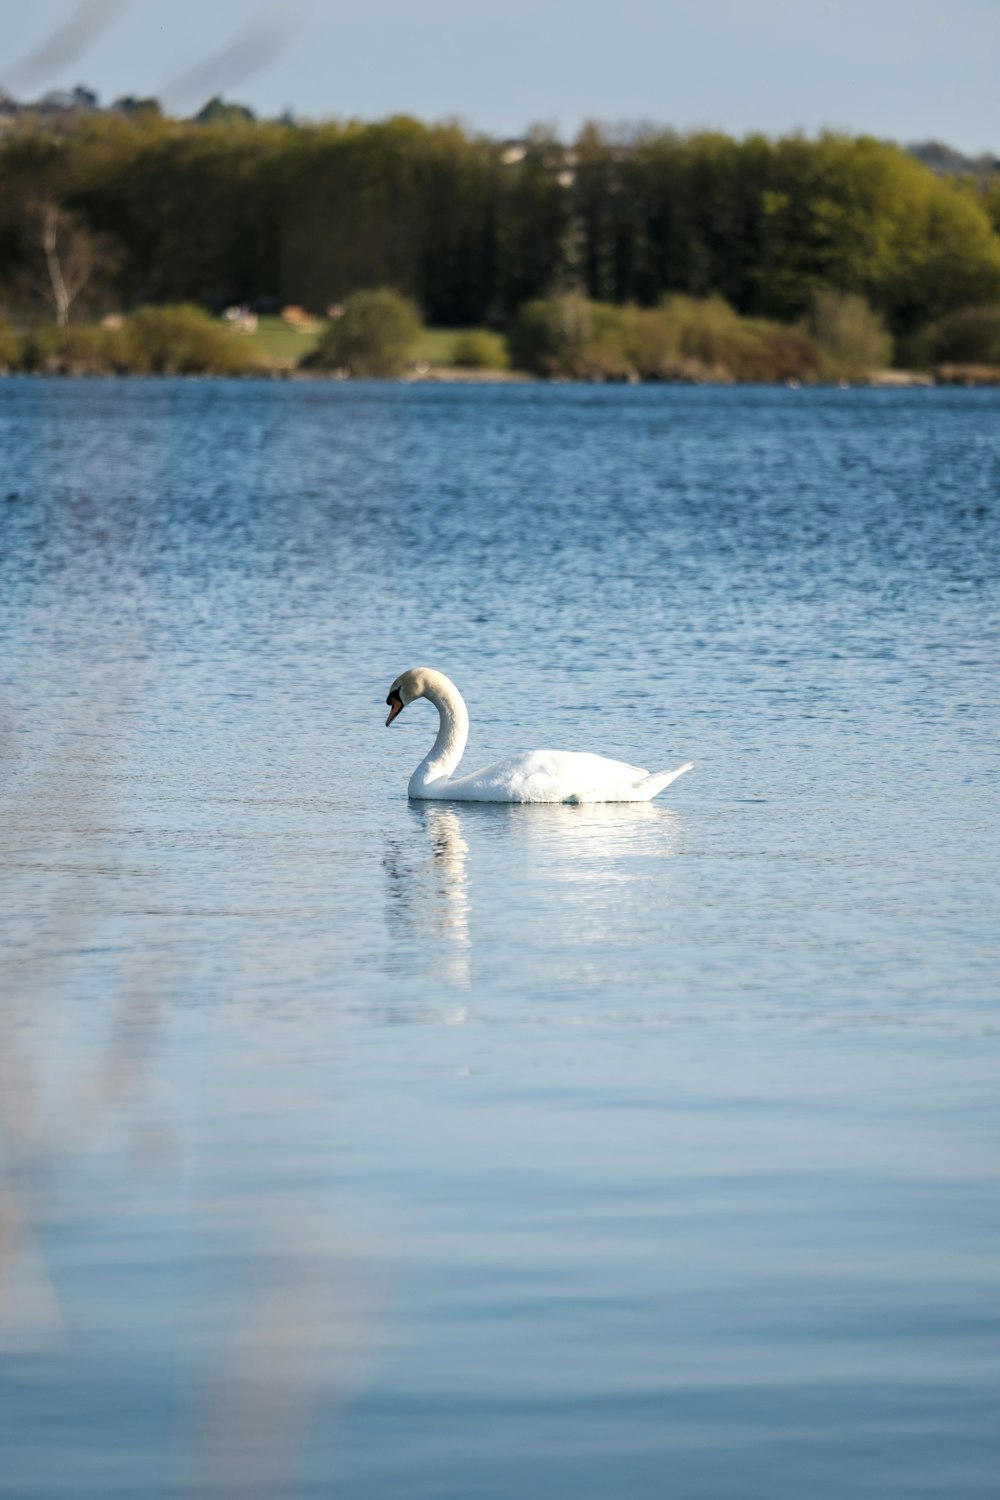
[1, 380, 998, 1499]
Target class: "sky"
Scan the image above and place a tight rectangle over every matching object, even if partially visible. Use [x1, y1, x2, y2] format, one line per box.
[1, 0, 997, 153]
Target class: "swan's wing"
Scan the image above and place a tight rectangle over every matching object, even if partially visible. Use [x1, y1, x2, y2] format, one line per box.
[440, 750, 657, 803]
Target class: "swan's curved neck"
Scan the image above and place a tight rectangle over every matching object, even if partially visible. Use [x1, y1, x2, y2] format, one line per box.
[408, 675, 470, 795]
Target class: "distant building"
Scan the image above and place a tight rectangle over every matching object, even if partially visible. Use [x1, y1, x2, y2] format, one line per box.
[500, 141, 528, 166]
[906, 141, 999, 179]
[0, 83, 100, 134]
[36, 85, 99, 114]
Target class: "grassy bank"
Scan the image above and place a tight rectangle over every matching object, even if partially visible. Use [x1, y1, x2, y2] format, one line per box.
[237, 320, 497, 371]
[245, 315, 322, 366]
[240, 320, 497, 370]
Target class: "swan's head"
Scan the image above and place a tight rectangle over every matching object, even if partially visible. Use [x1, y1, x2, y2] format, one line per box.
[385, 667, 430, 726]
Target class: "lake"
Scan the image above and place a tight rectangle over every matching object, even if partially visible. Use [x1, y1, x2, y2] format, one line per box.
[1, 378, 998, 1499]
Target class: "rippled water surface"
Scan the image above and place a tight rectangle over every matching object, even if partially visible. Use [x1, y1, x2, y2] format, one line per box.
[1, 380, 998, 1498]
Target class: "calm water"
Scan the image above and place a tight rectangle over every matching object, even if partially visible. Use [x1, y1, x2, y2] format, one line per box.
[1, 379, 998, 1499]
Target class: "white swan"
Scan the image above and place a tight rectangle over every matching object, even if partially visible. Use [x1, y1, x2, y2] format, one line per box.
[385, 667, 693, 804]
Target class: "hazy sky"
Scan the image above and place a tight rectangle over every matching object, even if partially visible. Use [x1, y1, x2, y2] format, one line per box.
[2, 0, 997, 152]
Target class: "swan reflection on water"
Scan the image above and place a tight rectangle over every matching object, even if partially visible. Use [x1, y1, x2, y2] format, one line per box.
[383, 805, 473, 991]
[382, 799, 682, 1001]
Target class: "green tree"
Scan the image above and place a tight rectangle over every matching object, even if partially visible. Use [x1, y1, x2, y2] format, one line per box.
[494, 130, 572, 315]
[749, 135, 1000, 332]
[2, 112, 1000, 340]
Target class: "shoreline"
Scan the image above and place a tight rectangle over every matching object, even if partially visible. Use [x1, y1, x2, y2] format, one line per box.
[3, 366, 995, 386]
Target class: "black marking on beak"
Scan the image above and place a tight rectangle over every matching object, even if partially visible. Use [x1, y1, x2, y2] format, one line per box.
[385, 688, 404, 726]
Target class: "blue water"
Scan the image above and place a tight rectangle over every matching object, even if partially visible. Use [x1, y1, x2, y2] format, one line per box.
[0, 379, 998, 1499]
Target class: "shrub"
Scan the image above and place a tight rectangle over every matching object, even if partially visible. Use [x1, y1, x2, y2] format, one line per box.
[640, 296, 821, 382]
[915, 303, 1000, 367]
[510, 294, 823, 382]
[644, 289, 815, 378]
[508, 294, 591, 375]
[124, 304, 260, 374]
[802, 290, 892, 377]
[0, 310, 254, 375]
[451, 329, 509, 369]
[47, 324, 132, 374]
[308, 288, 420, 375]
[509, 295, 635, 378]
[0, 314, 20, 370]
[620, 306, 682, 378]
[54, 324, 111, 372]
[654, 296, 742, 376]
[577, 302, 635, 379]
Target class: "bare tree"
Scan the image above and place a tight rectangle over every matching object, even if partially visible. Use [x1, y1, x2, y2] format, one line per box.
[30, 201, 118, 326]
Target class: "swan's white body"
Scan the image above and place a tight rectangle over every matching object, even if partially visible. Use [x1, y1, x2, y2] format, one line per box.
[385, 668, 692, 805]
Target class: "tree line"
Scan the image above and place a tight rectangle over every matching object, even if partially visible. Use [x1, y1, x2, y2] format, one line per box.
[1, 110, 999, 339]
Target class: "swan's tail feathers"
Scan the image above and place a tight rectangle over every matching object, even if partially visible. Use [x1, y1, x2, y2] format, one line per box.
[562, 761, 694, 804]
[636, 761, 693, 800]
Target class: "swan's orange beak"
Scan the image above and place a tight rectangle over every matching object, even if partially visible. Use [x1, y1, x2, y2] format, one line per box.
[385, 689, 404, 726]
